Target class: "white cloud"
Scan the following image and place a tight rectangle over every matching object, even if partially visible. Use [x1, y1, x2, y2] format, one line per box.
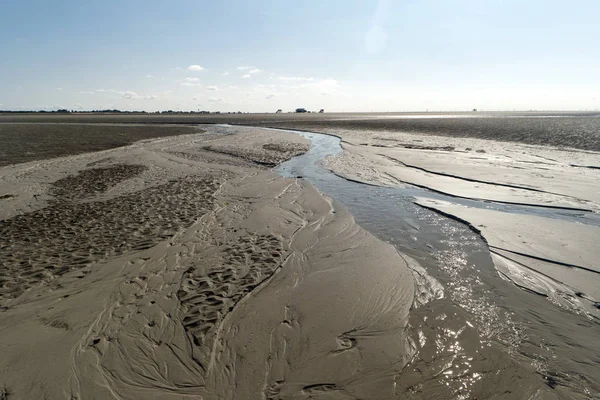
[277, 76, 314, 82]
[56, 88, 63, 91]
[281, 78, 341, 92]
[265, 94, 276, 99]
[146, 74, 154, 78]
[248, 68, 262, 74]
[206, 86, 218, 91]
[181, 82, 202, 87]
[242, 74, 251, 79]
[96, 89, 106, 92]
[237, 66, 254, 71]
[227, 85, 239, 89]
[188, 65, 205, 71]
[208, 97, 223, 103]
[80, 91, 95, 95]
[123, 91, 143, 99]
[192, 96, 198, 101]
[222, 72, 229, 76]
[181, 77, 202, 87]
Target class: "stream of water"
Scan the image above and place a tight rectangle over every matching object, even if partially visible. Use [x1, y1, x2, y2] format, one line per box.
[272, 129, 599, 399]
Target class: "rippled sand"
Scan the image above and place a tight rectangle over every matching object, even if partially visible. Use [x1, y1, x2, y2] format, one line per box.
[318, 127, 600, 310]
[2, 118, 587, 398]
[304, 125, 600, 397]
[0, 125, 474, 399]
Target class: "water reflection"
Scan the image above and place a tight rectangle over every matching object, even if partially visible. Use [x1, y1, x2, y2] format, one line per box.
[269, 127, 599, 398]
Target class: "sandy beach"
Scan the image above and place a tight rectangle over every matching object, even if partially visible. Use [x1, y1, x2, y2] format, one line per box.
[0, 123, 435, 399]
[3, 0, 600, 397]
[1, 115, 598, 399]
[313, 125, 600, 312]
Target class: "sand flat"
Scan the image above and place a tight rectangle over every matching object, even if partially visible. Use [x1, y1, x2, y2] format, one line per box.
[0, 122, 203, 167]
[415, 198, 600, 302]
[380, 146, 600, 207]
[323, 128, 600, 211]
[311, 127, 600, 307]
[0, 125, 421, 399]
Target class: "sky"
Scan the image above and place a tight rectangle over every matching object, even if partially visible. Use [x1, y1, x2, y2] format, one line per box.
[1, 0, 599, 112]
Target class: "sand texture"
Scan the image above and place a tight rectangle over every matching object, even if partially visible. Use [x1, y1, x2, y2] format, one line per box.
[0, 125, 441, 399]
[322, 128, 600, 211]
[0, 123, 203, 167]
[308, 127, 600, 315]
[2, 111, 600, 151]
[416, 198, 600, 312]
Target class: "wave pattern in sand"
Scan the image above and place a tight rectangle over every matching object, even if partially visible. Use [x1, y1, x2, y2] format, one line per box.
[178, 233, 285, 354]
[0, 168, 220, 302]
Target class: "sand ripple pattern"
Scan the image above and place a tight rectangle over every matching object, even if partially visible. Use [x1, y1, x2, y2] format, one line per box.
[50, 164, 148, 201]
[202, 142, 309, 167]
[178, 234, 284, 356]
[0, 165, 219, 302]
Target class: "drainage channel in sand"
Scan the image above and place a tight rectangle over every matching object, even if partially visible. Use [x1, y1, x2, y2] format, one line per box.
[266, 126, 600, 399]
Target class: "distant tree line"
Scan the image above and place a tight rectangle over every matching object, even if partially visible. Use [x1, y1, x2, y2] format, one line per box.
[0, 109, 74, 113]
[0, 109, 248, 114]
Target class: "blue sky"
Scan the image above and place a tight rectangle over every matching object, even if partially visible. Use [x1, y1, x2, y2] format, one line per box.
[1, 0, 599, 112]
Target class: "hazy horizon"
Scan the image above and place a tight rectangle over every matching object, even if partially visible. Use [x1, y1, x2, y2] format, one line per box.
[2, 109, 600, 114]
[2, 0, 599, 113]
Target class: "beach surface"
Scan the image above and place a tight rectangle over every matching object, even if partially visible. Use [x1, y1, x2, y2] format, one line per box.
[1, 115, 597, 398]
[313, 126, 600, 315]
[0, 125, 439, 399]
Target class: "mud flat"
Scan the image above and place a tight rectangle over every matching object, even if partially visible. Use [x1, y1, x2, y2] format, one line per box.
[2, 111, 600, 151]
[0, 125, 332, 398]
[0, 124, 549, 399]
[1, 115, 598, 398]
[308, 126, 600, 310]
[271, 125, 599, 398]
[0, 122, 203, 167]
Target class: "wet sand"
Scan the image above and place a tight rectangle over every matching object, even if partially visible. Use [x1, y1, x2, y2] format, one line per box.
[0, 123, 202, 167]
[274, 124, 600, 397]
[314, 126, 600, 314]
[0, 125, 445, 399]
[1, 116, 596, 398]
[2, 110, 600, 150]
